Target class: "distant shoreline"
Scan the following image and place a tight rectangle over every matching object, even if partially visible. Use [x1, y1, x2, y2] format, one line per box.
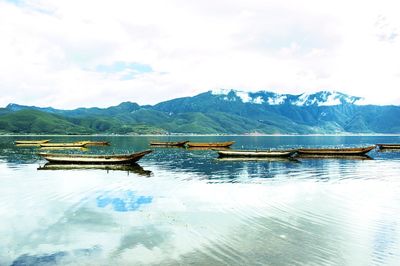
[1, 133, 400, 137]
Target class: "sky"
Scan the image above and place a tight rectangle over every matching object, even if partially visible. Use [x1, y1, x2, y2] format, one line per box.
[1, 0, 400, 109]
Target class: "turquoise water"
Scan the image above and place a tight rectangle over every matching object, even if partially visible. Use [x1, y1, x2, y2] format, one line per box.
[1, 135, 400, 265]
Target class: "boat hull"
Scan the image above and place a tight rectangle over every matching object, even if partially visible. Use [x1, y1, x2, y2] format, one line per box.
[15, 140, 50, 145]
[38, 150, 152, 164]
[296, 154, 373, 160]
[377, 144, 400, 149]
[40, 143, 87, 148]
[297, 146, 375, 156]
[74, 141, 110, 146]
[217, 149, 296, 158]
[150, 141, 188, 147]
[186, 141, 235, 148]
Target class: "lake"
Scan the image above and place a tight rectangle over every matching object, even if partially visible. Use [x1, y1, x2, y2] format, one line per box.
[1, 135, 400, 265]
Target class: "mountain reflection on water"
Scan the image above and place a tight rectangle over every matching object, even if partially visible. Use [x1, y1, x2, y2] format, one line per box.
[1, 135, 400, 265]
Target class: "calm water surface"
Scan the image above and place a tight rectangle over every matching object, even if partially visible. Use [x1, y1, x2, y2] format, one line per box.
[1, 135, 400, 265]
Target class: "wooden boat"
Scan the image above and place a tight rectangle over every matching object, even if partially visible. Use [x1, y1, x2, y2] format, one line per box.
[186, 141, 235, 148]
[37, 163, 152, 176]
[376, 143, 400, 149]
[16, 144, 44, 147]
[15, 139, 50, 145]
[297, 154, 373, 160]
[187, 147, 231, 151]
[297, 146, 375, 156]
[40, 147, 89, 151]
[217, 149, 297, 158]
[150, 141, 188, 147]
[40, 142, 87, 148]
[74, 141, 110, 146]
[38, 150, 152, 164]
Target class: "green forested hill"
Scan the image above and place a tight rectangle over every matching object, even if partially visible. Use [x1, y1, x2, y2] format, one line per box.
[1, 90, 400, 134]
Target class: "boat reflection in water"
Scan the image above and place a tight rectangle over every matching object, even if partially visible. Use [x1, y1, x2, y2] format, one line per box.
[37, 163, 152, 176]
[216, 157, 300, 163]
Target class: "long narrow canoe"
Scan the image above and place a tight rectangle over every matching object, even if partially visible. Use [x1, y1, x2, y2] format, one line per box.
[297, 154, 373, 160]
[74, 141, 110, 146]
[40, 147, 89, 151]
[150, 141, 188, 147]
[376, 143, 400, 149]
[217, 149, 296, 158]
[188, 147, 231, 151]
[38, 150, 152, 164]
[15, 140, 50, 145]
[297, 146, 375, 156]
[40, 143, 87, 148]
[186, 141, 235, 148]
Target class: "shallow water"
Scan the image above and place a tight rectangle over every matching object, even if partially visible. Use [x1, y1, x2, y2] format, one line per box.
[1, 135, 400, 265]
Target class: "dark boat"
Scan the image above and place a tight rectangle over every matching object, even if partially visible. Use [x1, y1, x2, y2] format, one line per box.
[186, 141, 235, 148]
[216, 149, 296, 158]
[376, 143, 400, 149]
[40, 142, 87, 148]
[75, 141, 110, 146]
[149, 141, 188, 147]
[297, 146, 375, 156]
[38, 150, 152, 164]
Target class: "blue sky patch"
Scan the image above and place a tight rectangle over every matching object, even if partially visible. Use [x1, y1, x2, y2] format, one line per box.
[96, 191, 153, 212]
[95, 61, 153, 77]
[6, 0, 24, 5]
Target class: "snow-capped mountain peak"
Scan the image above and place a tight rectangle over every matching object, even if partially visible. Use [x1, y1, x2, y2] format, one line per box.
[209, 89, 363, 106]
[294, 91, 362, 106]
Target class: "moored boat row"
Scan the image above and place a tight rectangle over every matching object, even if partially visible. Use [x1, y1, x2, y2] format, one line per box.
[15, 138, 400, 167]
[149, 139, 400, 158]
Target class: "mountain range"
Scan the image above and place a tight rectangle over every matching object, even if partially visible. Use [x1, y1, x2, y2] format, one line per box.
[1, 90, 399, 134]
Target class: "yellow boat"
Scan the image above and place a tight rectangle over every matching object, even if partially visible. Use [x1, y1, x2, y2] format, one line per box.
[15, 140, 50, 145]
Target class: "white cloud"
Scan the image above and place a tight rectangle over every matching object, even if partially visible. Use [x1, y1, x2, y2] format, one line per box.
[0, 0, 400, 108]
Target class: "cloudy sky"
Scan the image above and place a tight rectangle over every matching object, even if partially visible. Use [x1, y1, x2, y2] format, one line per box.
[1, 0, 400, 108]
